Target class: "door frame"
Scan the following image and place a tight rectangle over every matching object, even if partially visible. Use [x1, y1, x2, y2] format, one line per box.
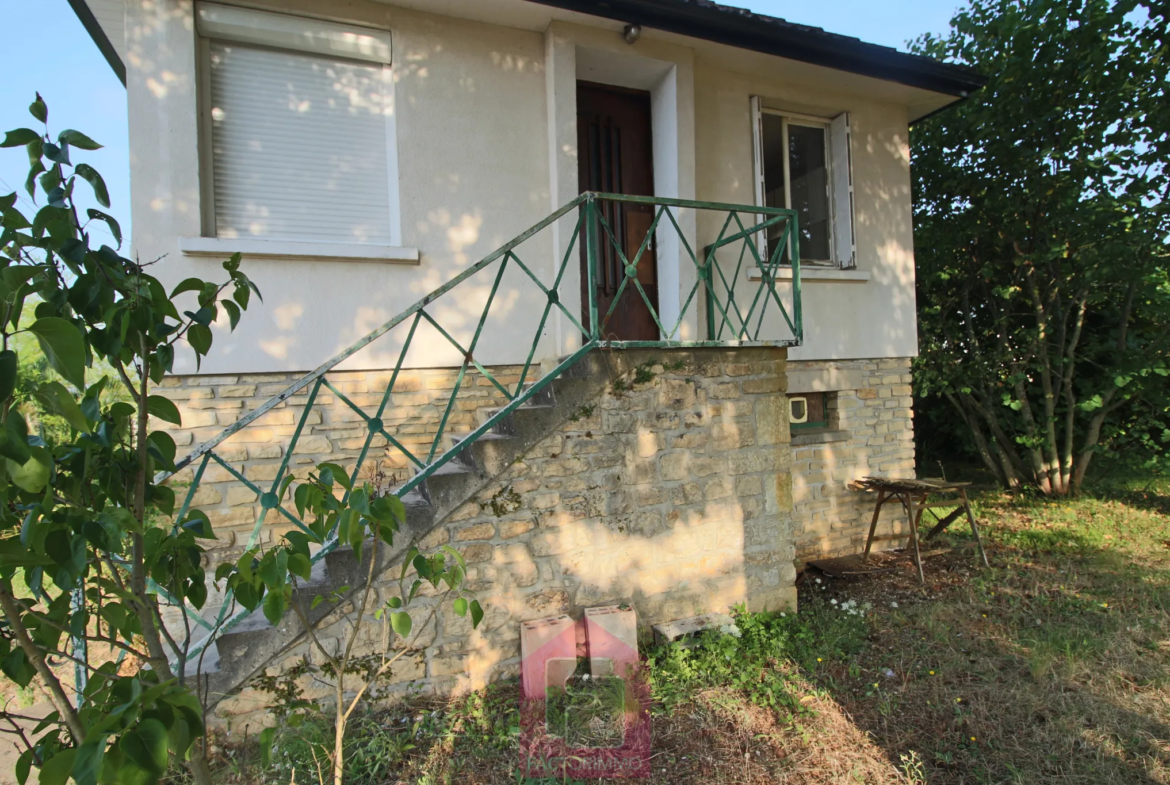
[545, 24, 697, 354]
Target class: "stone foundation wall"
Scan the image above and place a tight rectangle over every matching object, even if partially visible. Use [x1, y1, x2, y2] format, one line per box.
[787, 358, 916, 560]
[154, 366, 528, 558]
[207, 348, 796, 724]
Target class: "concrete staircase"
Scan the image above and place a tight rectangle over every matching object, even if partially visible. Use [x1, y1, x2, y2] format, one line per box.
[196, 349, 622, 706]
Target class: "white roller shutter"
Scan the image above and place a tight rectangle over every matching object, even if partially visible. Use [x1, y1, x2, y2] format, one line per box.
[208, 41, 395, 245]
[829, 112, 855, 269]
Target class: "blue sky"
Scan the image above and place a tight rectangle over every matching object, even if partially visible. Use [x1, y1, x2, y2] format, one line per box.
[0, 0, 965, 251]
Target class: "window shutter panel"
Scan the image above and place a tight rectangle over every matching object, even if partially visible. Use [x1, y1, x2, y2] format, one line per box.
[750, 96, 766, 209]
[749, 96, 769, 262]
[828, 112, 855, 268]
[208, 41, 394, 245]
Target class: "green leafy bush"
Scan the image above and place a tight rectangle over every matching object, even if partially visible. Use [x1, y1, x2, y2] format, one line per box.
[646, 598, 869, 714]
[0, 95, 258, 785]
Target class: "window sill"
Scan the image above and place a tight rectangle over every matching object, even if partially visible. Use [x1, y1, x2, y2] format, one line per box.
[750, 267, 871, 283]
[179, 237, 421, 264]
[791, 428, 851, 446]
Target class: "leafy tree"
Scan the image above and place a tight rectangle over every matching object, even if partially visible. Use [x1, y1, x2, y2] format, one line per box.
[911, 0, 1170, 493]
[0, 96, 259, 785]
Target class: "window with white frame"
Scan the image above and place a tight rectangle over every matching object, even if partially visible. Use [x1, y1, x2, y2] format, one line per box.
[196, 3, 401, 246]
[751, 99, 855, 268]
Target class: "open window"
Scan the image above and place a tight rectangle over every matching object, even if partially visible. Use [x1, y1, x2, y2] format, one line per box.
[751, 98, 855, 268]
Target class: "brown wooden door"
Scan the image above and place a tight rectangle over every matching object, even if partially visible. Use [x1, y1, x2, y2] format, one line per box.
[577, 82, 659, 342]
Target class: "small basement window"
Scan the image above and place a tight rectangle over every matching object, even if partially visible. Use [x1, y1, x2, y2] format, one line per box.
[788, 392, 828, 430]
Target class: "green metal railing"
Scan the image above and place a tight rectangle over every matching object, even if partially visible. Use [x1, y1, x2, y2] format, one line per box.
[155, 192, 803, 663]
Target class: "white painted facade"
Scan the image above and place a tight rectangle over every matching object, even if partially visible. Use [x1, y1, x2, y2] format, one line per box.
[93, 0, 960, 376]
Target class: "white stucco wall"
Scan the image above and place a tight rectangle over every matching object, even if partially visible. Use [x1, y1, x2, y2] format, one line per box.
[124, 0, 923, 376]
[693, 62, 920, 362]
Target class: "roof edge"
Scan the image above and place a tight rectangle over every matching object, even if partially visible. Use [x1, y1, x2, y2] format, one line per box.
[67, 0, 127, 87]
[526, 0, 986, 98]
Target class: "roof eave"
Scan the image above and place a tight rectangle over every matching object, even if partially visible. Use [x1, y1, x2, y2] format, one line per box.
[526, 0, 986, 98]
[67, 0, 126, 87]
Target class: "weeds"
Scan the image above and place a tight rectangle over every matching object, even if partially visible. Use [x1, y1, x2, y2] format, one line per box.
[187, 484, 1170, 784]
[567, 404, 595, 422]
[646, 599, 868, 716]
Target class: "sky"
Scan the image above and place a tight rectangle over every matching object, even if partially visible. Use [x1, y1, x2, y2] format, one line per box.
[0, 0, 967, 252]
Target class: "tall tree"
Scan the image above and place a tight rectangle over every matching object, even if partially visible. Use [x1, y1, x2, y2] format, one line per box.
[912, 0, 1170, 494]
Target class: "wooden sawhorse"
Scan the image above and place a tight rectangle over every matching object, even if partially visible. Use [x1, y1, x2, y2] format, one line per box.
[854, 477, 989, 583]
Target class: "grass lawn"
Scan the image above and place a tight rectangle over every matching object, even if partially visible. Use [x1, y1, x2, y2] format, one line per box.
[201, 480, 1170, 783]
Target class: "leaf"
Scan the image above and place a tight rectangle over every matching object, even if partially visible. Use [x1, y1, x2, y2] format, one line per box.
[371, 493, 404, 524]
[0, 350, 16, 402]
[0, 411, 32, 465]
[181, 510, 214, 539]
[73, 163, 110, 207]
[0, 129, 38, 148]
[169, 277, 205, 298]
[222, 299, 241, 330]
[38, 749, 75, 785]
[349, 486, 370, 514]
[101, 507, 143, 537]
[1, 649, 36, 687]
[58, 129, 102, 150]
[263, 587, 287, 625]
[28, 317, 86, 390]
[390, 611, 413, 639]
[453, 597, 468, 617]
[147, 431, 177, 473]
[35, 381, 91, 433]
[16, 749, 32, 785]
[288, 552, 311, 581]
[120, 719, 168, 775]
[86, 209, 121, 248]
[72, 737, 108, 785]
[146, 395, 182, 425]
[259, 727, 276, 768]
[441, 545, 467, 572]
[24, 160, 44, 200]
[8, 448, 51, 493]
[317, 462, 352, 491]
[183, 307, 215, 327]
[167, 716, 193, 760]
[399, 547, 419, 580]
[469, 600, 484, 628]
[29, 94, 47, 124]
[187, 323, 212, 357]
[43, 143, 69, 166]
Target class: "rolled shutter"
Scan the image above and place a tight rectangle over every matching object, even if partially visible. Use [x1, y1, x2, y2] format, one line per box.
[829, 112, 855, 269]
[208, 41, 394, 244]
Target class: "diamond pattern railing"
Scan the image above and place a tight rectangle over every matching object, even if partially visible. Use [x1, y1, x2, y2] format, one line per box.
[153, 192, 803, 663]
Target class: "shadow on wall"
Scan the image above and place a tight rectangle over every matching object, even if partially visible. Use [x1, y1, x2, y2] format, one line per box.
[366, 348, 797, 698]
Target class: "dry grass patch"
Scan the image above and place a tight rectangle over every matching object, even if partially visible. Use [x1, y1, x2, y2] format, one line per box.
[165, 482, 1170, 784]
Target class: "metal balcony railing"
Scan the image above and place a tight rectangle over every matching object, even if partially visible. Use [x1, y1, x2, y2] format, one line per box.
[149, 191, 803, 664]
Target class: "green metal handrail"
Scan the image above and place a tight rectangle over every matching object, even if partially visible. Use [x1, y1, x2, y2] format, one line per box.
[156, 192, 803, 663]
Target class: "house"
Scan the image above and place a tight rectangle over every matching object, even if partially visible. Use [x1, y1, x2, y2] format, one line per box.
[72, 0, 982, 717]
